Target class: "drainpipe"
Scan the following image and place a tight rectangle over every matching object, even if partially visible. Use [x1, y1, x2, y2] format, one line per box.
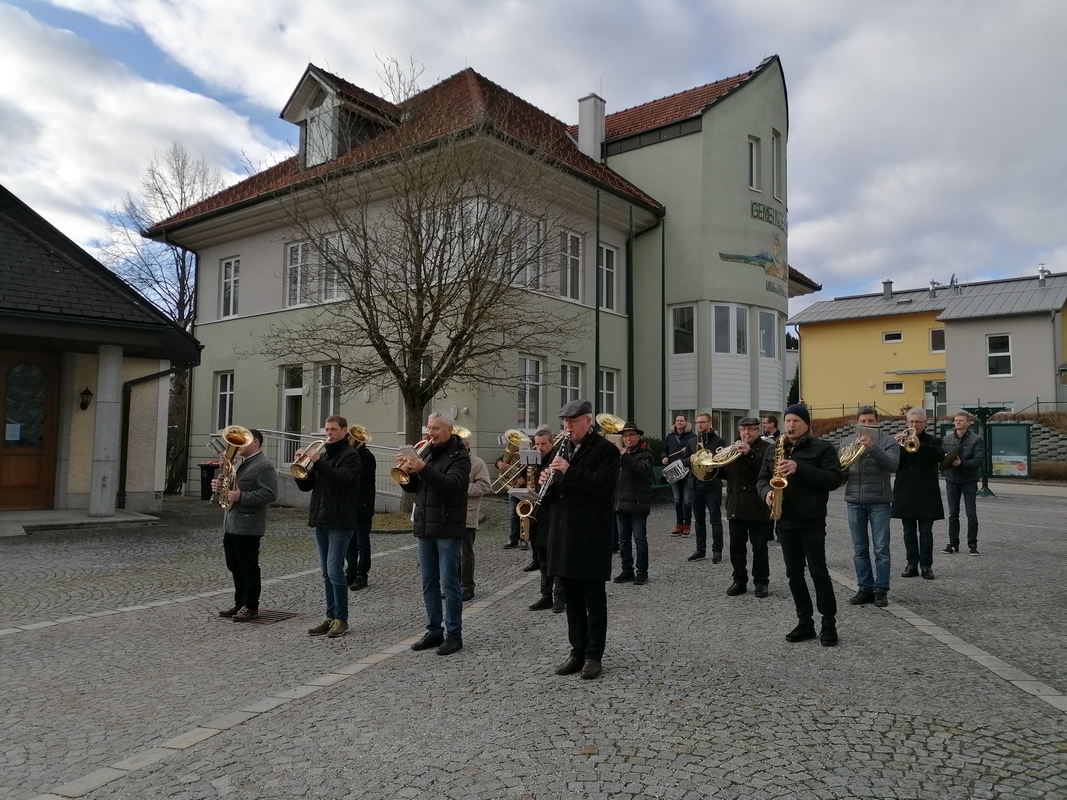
[595, 191, 601, 412]
[626, 206, 635, 417]
[118, 366, 184, 509]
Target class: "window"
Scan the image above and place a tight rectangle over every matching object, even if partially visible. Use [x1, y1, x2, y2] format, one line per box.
[320, 234, 346, 301]
[987, 334, 1012, 376]
[559, 231, 582, 301]
[286, 243, 311, 307]
[511, 217, 543, 289]
[599, 368, 617, 415]
[748, 136, 762, 190]
[517, 356, 542, 429]
[220, 257, 240, 317]
[597, 244, 617, 311]
[884, 381, 905, 393]
[560, 363, 581, 407]
[714, 306, 731, 353]
[758, 311, 777, 358]
[319, 363, 341, 420]
[930, 328, 945, 353]
[305, 87, 331, 167]
[215, 372, 235, 431]
[883, 331, 903, 343]
[672, 306, 694, 354]
[736, 307, 748, 355]
[771, 129, 783, 200]
[4, 364, 45, 445]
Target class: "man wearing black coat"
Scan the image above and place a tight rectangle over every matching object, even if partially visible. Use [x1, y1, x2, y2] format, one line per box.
[344, 437, 376, 590]
[719, 418, 773, 598]
[892, 408, 944, 580]
[758, 404, 842, 646]
[613, 420, 654, 585]
[686, 412, 726, 563]
[399, 411, 471, 656]
[544, 400, 620, 680]
[295, 416, 361, 639]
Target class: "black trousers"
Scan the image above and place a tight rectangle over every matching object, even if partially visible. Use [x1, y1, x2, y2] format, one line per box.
[460, 527, 476, 593]
[728, 519, 773, 583]
[778, 526, 836, 623]
[534, 544, 563, 600]
[345, 517, 372, 583]
[558, 578, 607, 661]
[223, 533, 262, 611]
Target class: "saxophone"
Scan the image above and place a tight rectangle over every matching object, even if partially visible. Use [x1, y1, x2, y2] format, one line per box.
[768, 434, 788, 521]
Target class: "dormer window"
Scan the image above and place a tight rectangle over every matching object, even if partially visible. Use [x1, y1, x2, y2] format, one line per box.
[305, 87, 333, 167]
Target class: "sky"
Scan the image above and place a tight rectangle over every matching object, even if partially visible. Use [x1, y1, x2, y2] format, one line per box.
[2, 0, 1065, 316]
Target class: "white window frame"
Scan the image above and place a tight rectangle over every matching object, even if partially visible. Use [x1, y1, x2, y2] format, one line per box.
[884, 381, 905, 393]
[559, 231, 582, 301]
[672, 306, 695, 355]
[599, 368, 618, 415]
[318, 363, 341, 420]
[714, 305, 732, 354]
[517, 356, 542, 430]
[929, 328, 946, 353]
[771, 129, 783, 200]
[560, 362, 581, 408]
[320, 234, 347, 302]
[215, 372, 235, 431]
[511, 216, 543, 290]
[883, 331, 903, 344]
[748, 136, 762, 191]
[305, 88, 332, 168]
[220, 256, 240, 318]
[758, 311, 777, 358]
[736, 307, 748, 356]
[286, 243, 311, 307]
[597, 243, 618, 312]
[987, 333, 1012, 377]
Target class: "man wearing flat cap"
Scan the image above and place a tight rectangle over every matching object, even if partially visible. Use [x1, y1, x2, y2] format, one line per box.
[719, 418, 774, 598]
[613, 421, 654, 585]
[543, 399, 620, 680]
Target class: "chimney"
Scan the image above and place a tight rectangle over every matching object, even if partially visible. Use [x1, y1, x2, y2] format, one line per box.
[577, 93, 605, 162]
[1038, 263, 1050, 287]
[929, 279, 942, 298]
[882, 280, 893, 300]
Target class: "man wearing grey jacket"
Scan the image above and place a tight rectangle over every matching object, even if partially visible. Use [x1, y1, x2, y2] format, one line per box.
[216, 429, 278, 622]
[942, 411, 986, 556]
[842, 407, 899, 608]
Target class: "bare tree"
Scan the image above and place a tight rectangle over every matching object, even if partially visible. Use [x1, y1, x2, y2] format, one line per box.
[96, 143, 224, 493]
[244, 74, 591, 445]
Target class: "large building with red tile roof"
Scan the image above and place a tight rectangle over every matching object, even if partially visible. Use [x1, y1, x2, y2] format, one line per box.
[146, 57, 809, 492]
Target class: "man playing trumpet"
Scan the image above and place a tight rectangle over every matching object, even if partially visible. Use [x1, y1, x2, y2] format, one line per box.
[718, 418, 773, 598]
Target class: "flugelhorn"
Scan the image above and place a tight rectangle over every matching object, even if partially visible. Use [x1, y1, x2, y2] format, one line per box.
[290, 440, 327, 479]
[901, 426, 920, 453]
[390, 437, 432, 485]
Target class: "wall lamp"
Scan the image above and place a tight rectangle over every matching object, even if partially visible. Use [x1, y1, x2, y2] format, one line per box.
[80, 387, 94, 411]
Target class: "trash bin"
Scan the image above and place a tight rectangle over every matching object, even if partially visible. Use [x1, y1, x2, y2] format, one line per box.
[198, 461, 221, 501]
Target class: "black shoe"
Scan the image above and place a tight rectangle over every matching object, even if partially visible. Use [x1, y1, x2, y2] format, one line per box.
[349, 575, 367, 591]
[462, 589, 475, 602]
[411, 632, 444, 651]
[726, 581, 747, 596]
[942, 544, 958, 554]
[232, 606, 257, 622]
[529, 595, 553, 611]
[554, 655, 583, 675]
[218, 606, 240, 618]
[921, 566, 936, 580]
[436, 636, 463, 656]
[521, 561, 539, 572]
[968, 547, 980, 556]
[613, 572, 635, 583]
[503, 542, 519, 549]
[633, 573, 648, 585]
[820, 621, 839, 647]
[786, 621, 816, 643]
[580, 659, 603, 680]
[901, 564, 919, 578]
[711, 551, 723, 564]
[849, 589, 875, 605]
[754, 582, 769, 598]
[552, 598, 566, 613]
[873, 590, 888, 608]
[519, 541, 529, 551]
[687, 552, 706, 562]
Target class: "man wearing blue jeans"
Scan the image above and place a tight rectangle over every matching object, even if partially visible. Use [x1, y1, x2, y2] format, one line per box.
[842, 407, 900, 608]
[295, 416, 362, 639]
[399, 411, 471, 656]
[942, 412, 985, 556]
[686, 412, 725, 563]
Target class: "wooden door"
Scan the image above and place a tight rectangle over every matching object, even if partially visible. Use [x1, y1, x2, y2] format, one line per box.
[0, 352, 59, 510]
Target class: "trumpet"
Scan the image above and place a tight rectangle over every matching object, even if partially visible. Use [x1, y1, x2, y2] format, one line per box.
[491, 429, 532, 493]
[768, 434, 788, 521]
[515, 432, 569, 522]
[390, 437, 432, 485]
[896, 426, 920, 453]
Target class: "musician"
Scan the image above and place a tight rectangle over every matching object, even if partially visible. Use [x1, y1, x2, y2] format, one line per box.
[663, 414, 695, 536]
[399, 411, 471, 656]
[757, 404, 842, 646]
[497, 448, 528, 552]
[719, 418, 772, 598]
[344, 435, 376, 591]
[527, 429, 564, 611]
[761, 415, 781, 441]
[613, 421, 654, 585]
[543, 399, 620, 679]
[215, 428, 278, 622]
[942, 411, 986, 556]
[295, 416, 362, 639]
[842, 406, 900, 608]
[461, 438, 491, 602]
[686, 412, 726, 563]
[892, 408, 944, 580]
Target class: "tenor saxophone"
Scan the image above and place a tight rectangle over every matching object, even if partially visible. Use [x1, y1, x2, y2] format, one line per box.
[768, 434, 788, 521]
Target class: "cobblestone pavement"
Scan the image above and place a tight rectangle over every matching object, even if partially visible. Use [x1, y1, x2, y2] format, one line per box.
[1, 486, 1065, 800]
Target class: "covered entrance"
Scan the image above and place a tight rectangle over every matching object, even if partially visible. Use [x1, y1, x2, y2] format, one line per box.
[0, 352, 59, 510]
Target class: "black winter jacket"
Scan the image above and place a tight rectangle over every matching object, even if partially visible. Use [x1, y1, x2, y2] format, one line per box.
[721, 437, 772, 521]
[892, 432, 945, 520]
[355, 444, 376, 521]
[615, 441, 653, 514]
[757, 434, 841, 529]
[401, 434, 470, 539]
[295, 439, 361, 528]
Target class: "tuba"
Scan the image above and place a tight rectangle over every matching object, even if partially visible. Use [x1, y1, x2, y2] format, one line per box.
[491, 429, 531, 493]
[347, 424, 373, 447]
[596, 413, 625, 447]
[768, 434, 788, 521]
[214, 425, 253, 510]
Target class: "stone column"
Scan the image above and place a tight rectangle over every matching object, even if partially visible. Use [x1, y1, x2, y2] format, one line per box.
[89, 344, 123, 517]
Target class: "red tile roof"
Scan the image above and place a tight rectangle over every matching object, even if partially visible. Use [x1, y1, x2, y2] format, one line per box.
[149, 67, 661, 237]
[788, 265, 821, 291]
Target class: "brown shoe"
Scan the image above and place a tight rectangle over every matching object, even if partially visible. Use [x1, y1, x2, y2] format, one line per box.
[554, 656, 583, 676]
[308, 618, 333, 636]
[580, 659, 603, 680]
[218, 606, 239, 618]
[232, 606, 257, 622]
[327, 619, 348, 638]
